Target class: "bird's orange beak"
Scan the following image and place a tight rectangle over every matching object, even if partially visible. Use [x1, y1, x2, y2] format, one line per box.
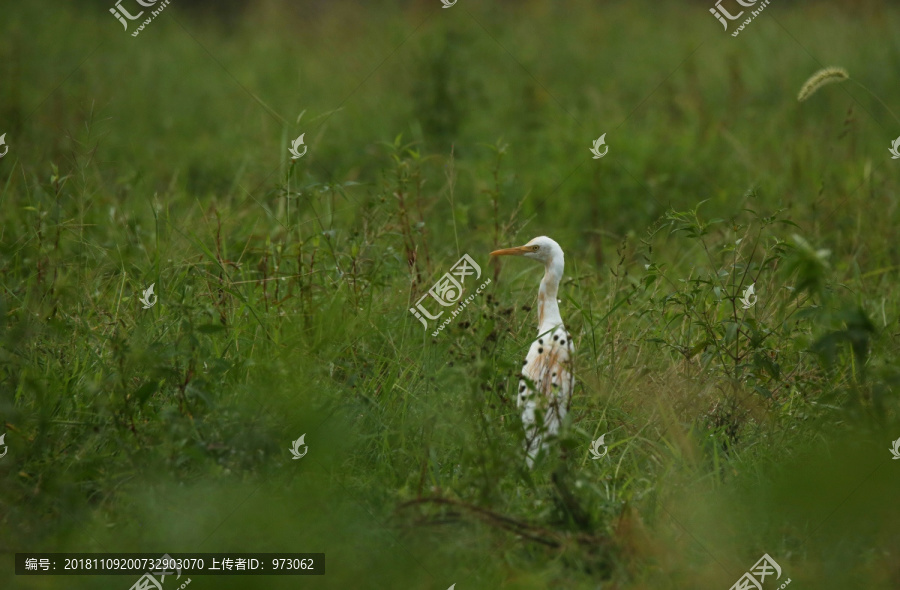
[490, 245, 530, 257]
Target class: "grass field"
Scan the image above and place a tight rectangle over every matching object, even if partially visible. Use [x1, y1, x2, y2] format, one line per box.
[1, 0, 900, 588]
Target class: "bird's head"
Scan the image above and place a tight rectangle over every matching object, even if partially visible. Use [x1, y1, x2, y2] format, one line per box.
[493, 236, 566, 330]
[491, 236, 564, 267]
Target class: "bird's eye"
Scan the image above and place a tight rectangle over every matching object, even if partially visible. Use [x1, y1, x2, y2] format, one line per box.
[532, 245, 539, 251]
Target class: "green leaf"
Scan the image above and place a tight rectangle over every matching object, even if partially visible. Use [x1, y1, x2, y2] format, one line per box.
[725, 322, 738, 343]
[753, 385, 774, 399]
[691, 339, 711, 356]
[754, 352, 781, 380]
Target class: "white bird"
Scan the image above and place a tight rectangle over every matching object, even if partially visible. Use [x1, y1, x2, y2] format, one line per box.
[492, 236, 574, 468]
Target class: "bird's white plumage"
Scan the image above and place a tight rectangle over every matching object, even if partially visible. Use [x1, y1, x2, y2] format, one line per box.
[492, 236, 574, 468]
[518, 324, 574, 467]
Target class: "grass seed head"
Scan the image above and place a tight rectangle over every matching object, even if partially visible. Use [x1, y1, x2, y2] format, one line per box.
[797, 67, 850, 102]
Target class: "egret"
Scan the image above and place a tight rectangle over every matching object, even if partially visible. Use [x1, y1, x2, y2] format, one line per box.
[491, 236, 574, 468]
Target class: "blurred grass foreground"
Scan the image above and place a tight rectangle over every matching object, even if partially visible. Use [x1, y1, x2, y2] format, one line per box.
[1, 0, 900, 588]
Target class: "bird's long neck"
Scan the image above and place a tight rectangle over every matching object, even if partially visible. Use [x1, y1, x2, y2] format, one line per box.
[537, 261, 564, 334]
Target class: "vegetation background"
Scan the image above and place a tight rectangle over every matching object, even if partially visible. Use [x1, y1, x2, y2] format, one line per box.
[1, 0, 899, 588]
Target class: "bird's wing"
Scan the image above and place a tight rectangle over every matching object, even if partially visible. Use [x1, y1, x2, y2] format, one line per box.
[518, 325, 574, 414]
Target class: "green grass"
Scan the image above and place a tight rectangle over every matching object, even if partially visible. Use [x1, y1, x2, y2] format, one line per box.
[1, 0, 900, 588]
